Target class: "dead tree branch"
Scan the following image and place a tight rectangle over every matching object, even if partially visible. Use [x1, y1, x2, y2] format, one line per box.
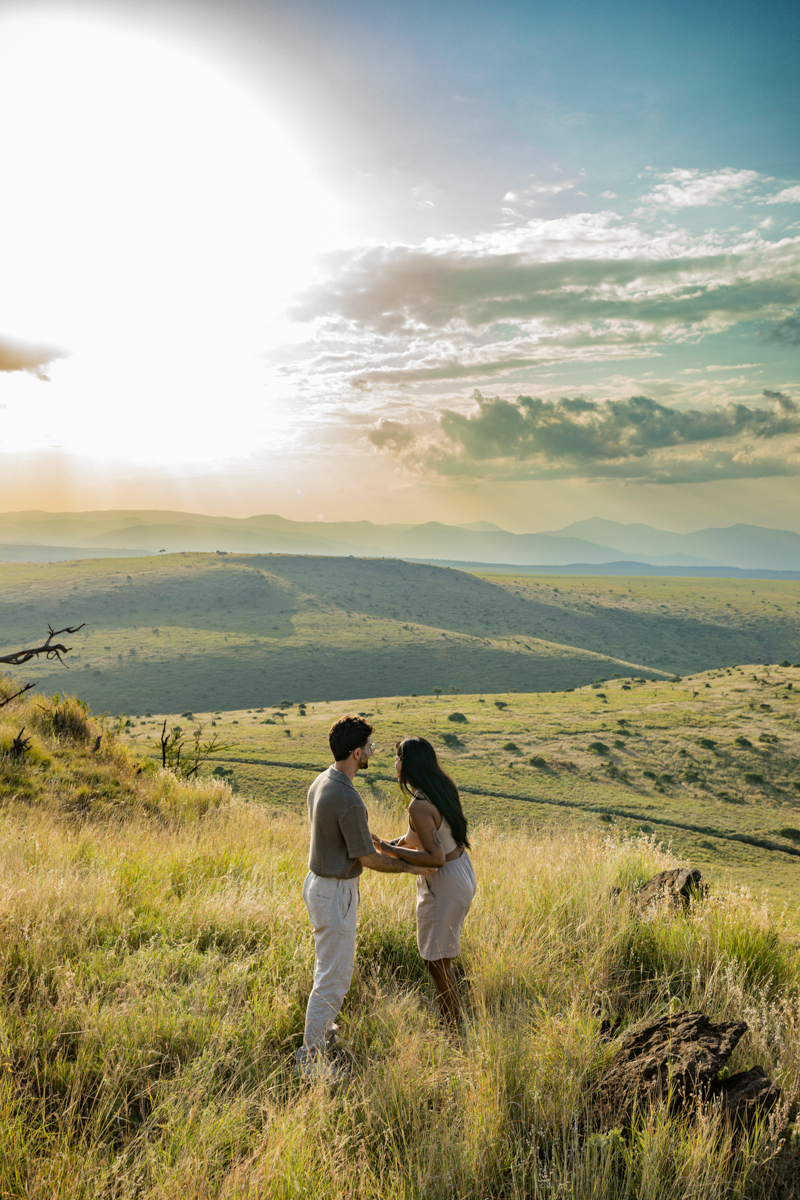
[0, 624, 85, 668]
[0, 682, 36, 709]
[0, 624, 85, 709]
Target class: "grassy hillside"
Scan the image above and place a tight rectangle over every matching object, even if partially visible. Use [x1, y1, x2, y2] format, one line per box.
[1, 681, 799, 1197]
[1, 552, 799, 714]
[108, 661, 800, 917]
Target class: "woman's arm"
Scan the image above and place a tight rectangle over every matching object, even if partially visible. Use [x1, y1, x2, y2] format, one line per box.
[371, 832, 409, 857]
[359, 850, 434, 876]
[373, 799, 445, 868]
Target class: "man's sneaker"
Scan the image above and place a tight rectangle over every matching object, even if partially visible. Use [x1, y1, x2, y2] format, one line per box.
[324, 1023, 340, 1051]
[294, 1046, 348, 1085]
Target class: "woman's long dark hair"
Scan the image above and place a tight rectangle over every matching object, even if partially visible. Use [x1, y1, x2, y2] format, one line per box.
[395, 737, 470, 849]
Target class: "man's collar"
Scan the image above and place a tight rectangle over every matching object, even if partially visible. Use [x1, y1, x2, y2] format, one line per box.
[329, 765, 356, 786]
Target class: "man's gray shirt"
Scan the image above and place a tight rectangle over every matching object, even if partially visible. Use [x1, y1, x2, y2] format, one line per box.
[307, 765, 374, 879]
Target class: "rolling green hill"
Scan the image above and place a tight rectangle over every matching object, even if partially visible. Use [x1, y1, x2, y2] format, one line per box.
[1, 552, 799, 714]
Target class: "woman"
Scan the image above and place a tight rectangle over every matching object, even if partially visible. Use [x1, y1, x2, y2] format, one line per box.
[373, 736, 476, 1028]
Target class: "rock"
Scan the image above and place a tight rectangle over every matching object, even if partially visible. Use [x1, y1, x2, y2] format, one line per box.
[633, 867, 705, 912]
[716, 1066, 782, 1128]
[594, 1010, 782, 1131]
[597, 1011, 745, 1125]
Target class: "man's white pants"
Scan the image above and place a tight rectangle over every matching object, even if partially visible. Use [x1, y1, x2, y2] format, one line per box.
[301, 871, 359, 1054]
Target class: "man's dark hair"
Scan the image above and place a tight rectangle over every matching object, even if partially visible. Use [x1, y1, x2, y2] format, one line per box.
[329, 715, 373, 761]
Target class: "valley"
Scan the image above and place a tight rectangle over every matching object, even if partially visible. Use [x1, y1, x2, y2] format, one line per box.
[1, 553, 799, 714]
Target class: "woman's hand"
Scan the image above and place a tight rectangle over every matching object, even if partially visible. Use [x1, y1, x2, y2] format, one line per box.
[371, 833, 399, 857]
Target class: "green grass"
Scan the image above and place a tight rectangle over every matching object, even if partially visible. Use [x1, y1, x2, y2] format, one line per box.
[2, 553, 800, 715]
[1, 683, 800, 1196]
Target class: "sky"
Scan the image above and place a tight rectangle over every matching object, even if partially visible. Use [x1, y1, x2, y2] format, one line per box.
[2, 0, 800, 533]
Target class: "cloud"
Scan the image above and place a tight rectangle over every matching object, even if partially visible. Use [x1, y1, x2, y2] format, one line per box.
[764, 315, 800, 347]
[367, 418, 418, 451]
[280, 195, 800, 438]
[638, 168, 763, 210]
[291, 232, 800, 388]
[764, 185, 800, 205]
[0, 337, 66, 380]
[367, 388, 800, 484]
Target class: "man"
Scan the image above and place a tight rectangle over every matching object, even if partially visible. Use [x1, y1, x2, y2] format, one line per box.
[296, 715, 434, 1077]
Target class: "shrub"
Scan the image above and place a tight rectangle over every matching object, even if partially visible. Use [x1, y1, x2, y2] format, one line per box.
[588, 742, 609, 755]
[529, 755, 547, 768]
[758, 733, 778, 744]
[643, 770, 657, 780]
[32, 693, 94, 743]
[743, 771, 765, 784]
[502, 742, 521, 754]
[447, 712, 468, 724]
[441, 732, 464, 748]
[779, 827, 800, 842]
[604, 764, 629, 782]
[697, 737, 716, 749]
[613, 740, 626, 750]
[734, 736, 752, 748]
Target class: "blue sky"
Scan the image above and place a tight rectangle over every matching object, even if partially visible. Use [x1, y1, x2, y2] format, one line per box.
[1, 0, 799, 531]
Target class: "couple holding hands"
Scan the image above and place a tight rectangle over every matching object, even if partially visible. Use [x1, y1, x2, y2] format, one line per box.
[296, 715, 476, 1077]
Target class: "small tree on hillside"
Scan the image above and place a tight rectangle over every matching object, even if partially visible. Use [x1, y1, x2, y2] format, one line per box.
[157, 720, 231, 779]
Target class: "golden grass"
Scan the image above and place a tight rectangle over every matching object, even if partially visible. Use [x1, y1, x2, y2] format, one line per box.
[1, 684, 800, 1196]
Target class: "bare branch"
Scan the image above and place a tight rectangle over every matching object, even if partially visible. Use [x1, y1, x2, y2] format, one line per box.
[0, 682, 36, 710]
[0, 624, 86, 668]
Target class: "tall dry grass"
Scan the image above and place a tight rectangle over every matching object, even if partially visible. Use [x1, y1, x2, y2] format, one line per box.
[1, 683, 799, 1197]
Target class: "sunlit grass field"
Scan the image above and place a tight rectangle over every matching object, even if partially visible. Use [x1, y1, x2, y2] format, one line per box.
[2, 682, 800, 1197]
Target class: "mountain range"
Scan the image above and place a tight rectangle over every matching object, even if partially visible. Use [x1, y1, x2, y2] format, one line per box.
[1, 510, 799, 572]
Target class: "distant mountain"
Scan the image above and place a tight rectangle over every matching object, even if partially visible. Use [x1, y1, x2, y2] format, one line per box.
[0, 510, 628, 565]
[553, 519, 800, 571]
[1, 510, 798, 571]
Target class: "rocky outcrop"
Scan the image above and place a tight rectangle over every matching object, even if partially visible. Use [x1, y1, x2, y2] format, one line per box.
[633, 867, 705, 912]
[717, 1065, 783, 1127]
[597, 1011, 781, 1130]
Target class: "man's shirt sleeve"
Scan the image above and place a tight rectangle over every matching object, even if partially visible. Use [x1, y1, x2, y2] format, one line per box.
[339, 803, 374, 860]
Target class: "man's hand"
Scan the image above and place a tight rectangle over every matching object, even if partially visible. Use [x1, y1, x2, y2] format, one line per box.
[358, 851, 435, 876]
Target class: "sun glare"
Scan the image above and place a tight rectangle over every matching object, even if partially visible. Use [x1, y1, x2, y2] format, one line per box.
[0, 8, 342, 463]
